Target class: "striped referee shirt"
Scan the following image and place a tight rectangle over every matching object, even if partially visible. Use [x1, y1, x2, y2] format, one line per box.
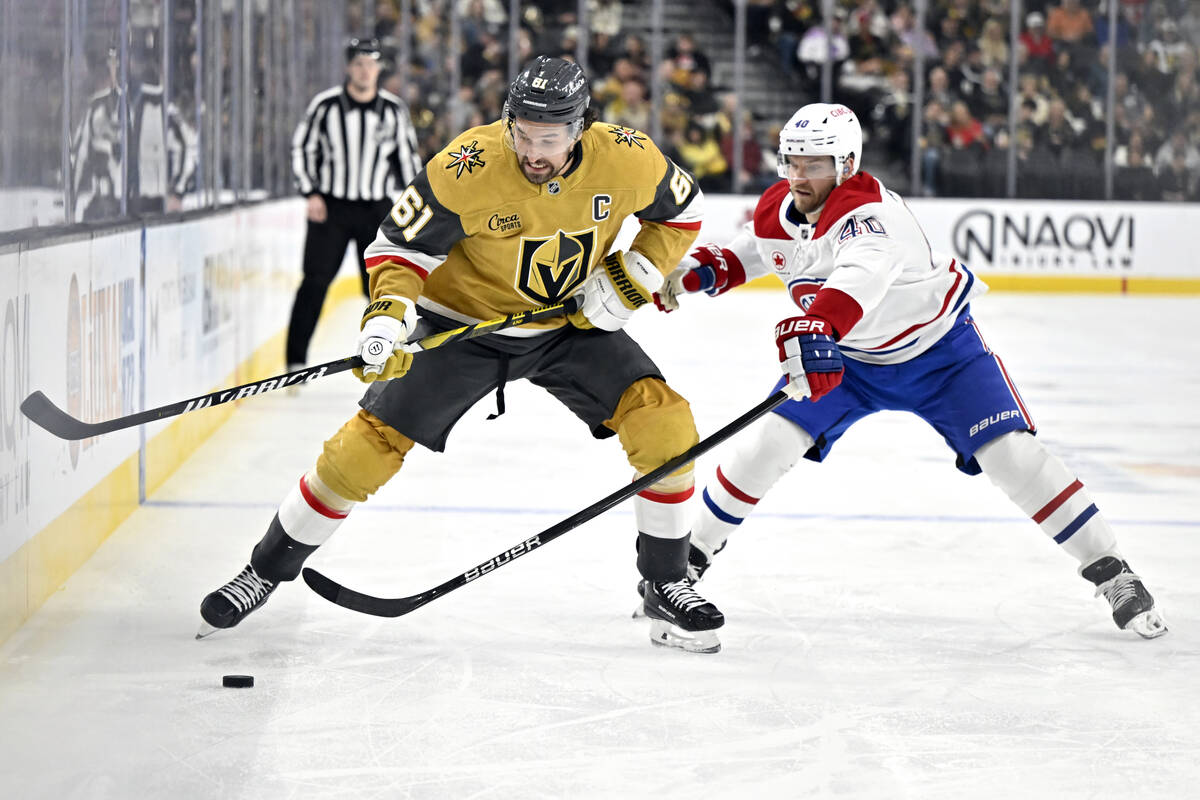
[291, 85, 423, 201]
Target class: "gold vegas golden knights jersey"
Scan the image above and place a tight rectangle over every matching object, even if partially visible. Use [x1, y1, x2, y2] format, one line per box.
[362, 119, 704, 332]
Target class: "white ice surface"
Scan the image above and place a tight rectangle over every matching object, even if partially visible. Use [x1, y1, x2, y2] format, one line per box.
[2, 290, 1199, 799]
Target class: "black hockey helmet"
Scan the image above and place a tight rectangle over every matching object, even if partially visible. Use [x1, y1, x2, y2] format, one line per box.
[504, 55, 590, 128]
[345, 37, 382, 62]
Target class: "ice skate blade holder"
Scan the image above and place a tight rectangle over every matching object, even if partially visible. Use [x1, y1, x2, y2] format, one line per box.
[649, 618, 721, 654]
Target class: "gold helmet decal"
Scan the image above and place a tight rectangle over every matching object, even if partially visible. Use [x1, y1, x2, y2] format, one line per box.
[516, 228, 596, 304]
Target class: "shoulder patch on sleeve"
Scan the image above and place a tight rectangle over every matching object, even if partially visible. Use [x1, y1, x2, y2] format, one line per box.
[600, 123, 650, 150]
[753, 180, 794, 240]
[426, 122, 505, 209]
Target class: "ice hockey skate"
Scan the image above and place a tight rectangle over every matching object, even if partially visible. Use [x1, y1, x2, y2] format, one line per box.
[1082, 556, 1167, 639]
[196, 564, 278, 639]
[638, 579, 724, 653]
[686, 539, 723, 583]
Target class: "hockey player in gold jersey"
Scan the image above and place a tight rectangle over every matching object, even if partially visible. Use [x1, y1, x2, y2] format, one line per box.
[198, 56, 725, 653]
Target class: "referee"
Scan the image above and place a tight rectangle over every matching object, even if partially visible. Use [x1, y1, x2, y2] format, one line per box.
[286, 36, 423, 370]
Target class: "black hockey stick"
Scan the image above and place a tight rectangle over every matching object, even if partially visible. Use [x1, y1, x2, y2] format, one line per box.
[302, 389, 791, 618]
[20, 297, 580, 441]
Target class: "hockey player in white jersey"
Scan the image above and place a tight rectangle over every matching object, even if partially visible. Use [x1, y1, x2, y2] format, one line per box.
[656, 102, 1166, 639]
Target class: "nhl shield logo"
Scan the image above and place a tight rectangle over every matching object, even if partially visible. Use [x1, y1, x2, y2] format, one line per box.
[516, 228, 596, 303]
[547, 179, 561, 195]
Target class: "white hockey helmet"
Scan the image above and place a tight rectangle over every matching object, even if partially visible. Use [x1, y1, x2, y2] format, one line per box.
[777, 103, 862, 185]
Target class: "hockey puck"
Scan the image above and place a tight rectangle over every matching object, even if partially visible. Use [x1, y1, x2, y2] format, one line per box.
[222, 674, 254, 688]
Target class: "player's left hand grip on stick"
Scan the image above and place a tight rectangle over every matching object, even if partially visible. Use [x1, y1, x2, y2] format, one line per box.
[354, 295, 417, 383]
[775, 315, 844, 401]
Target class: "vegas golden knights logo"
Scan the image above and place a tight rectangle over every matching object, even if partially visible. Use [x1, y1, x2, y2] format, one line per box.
[515, 228, 596, 304]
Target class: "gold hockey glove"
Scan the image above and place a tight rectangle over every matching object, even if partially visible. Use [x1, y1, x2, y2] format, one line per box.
[354, 295, 417, 383]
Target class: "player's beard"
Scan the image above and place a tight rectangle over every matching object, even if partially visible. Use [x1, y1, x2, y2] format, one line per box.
[790, 182, 833, 217]
[521, 152, 572, 185]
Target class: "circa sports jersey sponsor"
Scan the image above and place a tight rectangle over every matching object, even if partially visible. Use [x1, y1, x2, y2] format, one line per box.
[516, 227, 597, 304]
[444, 140, 486, 178]
[607, 125, 646, 149]
[488, 212, 521, 232]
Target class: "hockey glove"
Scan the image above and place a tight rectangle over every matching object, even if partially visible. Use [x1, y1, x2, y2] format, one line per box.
[774, 315, 844, 401]
[569, 250, 663, 331]
[354, 295, 417, 383]
[654, 244, 746, 312]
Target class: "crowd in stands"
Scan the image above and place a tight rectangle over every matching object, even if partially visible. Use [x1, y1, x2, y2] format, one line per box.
[364, 0, 1198, 201]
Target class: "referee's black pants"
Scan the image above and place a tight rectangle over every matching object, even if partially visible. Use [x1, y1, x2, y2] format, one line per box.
[286, 196, 391, 365]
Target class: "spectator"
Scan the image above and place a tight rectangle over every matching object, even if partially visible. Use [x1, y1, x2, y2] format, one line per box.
[675, 121, 729, 192]
[891, 3, 939, 60]
[940, 40, 972, 97]
[1148, 20, 1191, 73]
[847, 7, 891, 73]
[618, 33, 651, 75]
[978, 18, 1010, 69]
[1046, 0, 1094, 46]
[681, 68, 721, 121]
[926, 65, 960, 110]
[1019, 12, 1056, 73]
[1016, 73, 1051, 126]
[920, 99, 950, 194]
[454, 0, 506, 31]
[1016, 97, 1044, 148]
[1067, 82, 1106, 154]
[604, 78, 652, 132]
[589, 0, 623, 38]
[959, 46, 988, 98]
[461, 30, 505, 84]
[718, 109, 768, 192]
[1113, 131, 1160, 200]
[1091, 0, 1135, 52]
[1154, 130, 1200, 174]
[1133, 46, 1172, 105]
[774, 0, 820, 76]
[970, 67, 1009, 133]
[940, 0, 984, 41]
[798, 11, 851, 90]
[1158, 149, 1199, 201]
[1164, 68, 1200, 127]
[1038, 98, 1081, 157]
[946, 100, 986, 151]
[667, 33, 712, 83]
[876, 69, 915, 167]
[935, 14, 964, 51]
[1048, 47, 1083, 100]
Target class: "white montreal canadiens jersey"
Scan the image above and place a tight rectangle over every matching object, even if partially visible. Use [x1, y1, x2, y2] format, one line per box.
[725, 174, 986, 365]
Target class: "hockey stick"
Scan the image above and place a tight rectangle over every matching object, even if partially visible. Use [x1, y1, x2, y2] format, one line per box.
[20, 297, 580, 441]
[302, 389, 792, 618]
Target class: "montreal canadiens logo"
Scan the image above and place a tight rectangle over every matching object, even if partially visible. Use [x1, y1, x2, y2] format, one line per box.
[789, 280, 821, 310]
[771, 251, 787, 270]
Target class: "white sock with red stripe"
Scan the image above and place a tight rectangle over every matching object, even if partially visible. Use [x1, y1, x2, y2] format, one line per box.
[278, 471, 356, 547]
[694, 414, 814, 555]
[974, 431, 1118, 567]
[635, 477, 694, 542]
